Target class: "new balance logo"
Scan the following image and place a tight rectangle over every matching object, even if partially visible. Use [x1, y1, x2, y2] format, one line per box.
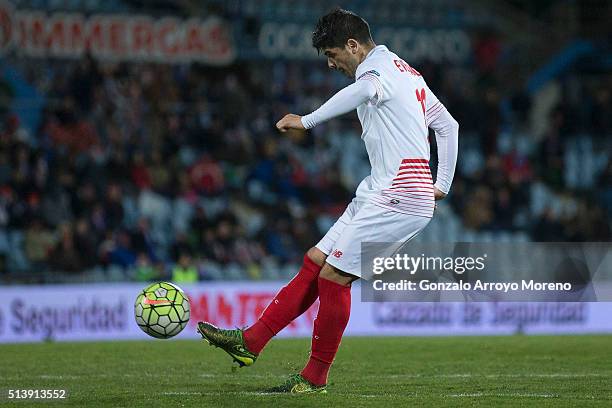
[332, 249, 343, 258]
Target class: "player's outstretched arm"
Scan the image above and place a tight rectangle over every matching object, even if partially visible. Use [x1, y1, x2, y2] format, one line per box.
[276, 80, 377, 132]
[429, 109, 459, 200]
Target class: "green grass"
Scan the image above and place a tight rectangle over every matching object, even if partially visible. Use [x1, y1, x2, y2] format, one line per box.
[1, 336, 611, 407]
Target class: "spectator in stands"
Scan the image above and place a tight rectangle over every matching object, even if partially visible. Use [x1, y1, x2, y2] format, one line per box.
[172, 252, 198, 283]
[48, 223, 84, 273]
[24, 218, 55, 269]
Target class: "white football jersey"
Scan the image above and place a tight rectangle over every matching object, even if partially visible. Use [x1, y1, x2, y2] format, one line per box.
[353, 45, 445, 218]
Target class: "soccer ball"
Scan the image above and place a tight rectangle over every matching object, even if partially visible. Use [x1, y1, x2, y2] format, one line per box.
[134, 282, 190, 339]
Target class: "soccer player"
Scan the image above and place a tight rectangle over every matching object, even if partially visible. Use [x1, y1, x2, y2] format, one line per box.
[197, 8, 459, 393]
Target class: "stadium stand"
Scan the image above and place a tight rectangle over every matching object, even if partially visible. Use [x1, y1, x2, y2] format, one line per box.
[0, 0, 610, 282]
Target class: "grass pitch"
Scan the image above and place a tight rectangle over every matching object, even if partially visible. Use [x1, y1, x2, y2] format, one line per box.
[1, 335, 611, 407]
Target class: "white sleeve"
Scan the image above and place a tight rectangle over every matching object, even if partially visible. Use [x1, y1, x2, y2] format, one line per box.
[301, 80, 377, 129]
[424, 85, 444, 127]
[429, 108, 459, 194]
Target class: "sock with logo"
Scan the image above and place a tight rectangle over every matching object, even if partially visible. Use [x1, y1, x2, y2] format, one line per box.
[301, 276, 351, 386]
[243, 254, 322, 354]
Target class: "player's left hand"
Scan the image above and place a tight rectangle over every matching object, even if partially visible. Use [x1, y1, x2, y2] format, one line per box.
[276, 114, 305, 132]
[433, 186, 446, 201]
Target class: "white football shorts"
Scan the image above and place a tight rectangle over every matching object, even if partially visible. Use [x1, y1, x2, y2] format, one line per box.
[316, 199, 431, 278]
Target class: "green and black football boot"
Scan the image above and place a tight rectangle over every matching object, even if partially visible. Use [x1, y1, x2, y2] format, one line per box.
[266, 374, 327, 394]
[197, 321, 258, 367]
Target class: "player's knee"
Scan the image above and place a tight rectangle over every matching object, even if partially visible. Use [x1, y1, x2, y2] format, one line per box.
[319, 264, 338, 281]
[306, 247, 327, 267]
[320, 263, 356, 287]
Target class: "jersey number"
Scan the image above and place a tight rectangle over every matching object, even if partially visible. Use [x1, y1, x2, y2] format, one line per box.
[415, 88, 426, 118]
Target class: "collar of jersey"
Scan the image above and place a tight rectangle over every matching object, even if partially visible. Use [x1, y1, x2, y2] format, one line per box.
[356, 45, 388, 79]
[365, 45, 388, 60]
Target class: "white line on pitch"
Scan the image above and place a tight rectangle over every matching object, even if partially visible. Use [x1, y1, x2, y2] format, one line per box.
[386, 373, 608, 379]
[446, 393, 559, 398]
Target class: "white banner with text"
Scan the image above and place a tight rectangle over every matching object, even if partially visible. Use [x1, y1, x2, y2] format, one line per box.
[0, 282, 611, 343]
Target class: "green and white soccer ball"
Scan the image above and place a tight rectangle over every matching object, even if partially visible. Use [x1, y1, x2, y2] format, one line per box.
[134, 282, 190, 339]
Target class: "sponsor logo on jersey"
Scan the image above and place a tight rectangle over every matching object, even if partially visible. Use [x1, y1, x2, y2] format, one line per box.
[390, 199, 400, 205]
[332, 249, 343, 258]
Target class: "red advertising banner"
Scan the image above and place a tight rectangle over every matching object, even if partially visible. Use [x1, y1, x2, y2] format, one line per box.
[188, 288, 318, 332]
[0, 1, 235, 64]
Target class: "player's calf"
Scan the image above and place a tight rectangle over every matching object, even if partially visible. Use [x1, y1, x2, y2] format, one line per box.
[242, 251, 323, 354]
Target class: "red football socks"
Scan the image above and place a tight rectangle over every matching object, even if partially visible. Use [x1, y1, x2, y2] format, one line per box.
[301, 277, 352, 386]
[243, 254, 322, 354]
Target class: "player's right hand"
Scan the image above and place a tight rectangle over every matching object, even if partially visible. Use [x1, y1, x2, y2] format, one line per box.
[276, 114, 305, 132]
[433, 186, 446, 201]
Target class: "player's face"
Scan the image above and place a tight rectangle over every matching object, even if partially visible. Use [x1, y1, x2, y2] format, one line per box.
[323, 45, 360, 78]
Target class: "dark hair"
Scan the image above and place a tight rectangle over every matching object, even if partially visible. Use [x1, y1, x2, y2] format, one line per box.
[312, 8, 373, 53]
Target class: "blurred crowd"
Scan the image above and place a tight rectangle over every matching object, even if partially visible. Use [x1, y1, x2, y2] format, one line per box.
[0, 31, 611, 281]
